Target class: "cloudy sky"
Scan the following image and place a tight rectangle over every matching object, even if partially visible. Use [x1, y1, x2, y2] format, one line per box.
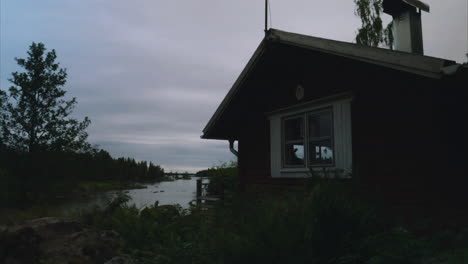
[1, 0, 467, 172]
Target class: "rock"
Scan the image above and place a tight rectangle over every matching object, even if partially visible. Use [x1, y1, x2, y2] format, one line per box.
[0, 225, 42, 264]
[0, 217, 123, 264]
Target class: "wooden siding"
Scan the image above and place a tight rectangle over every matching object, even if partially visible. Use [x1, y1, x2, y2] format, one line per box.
[235, 44, 467, 204]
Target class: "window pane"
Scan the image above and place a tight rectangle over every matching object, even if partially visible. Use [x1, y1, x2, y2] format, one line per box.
[308, 111, 332, 138]
[309, 140, 333, 165]
[284, 117, 304, 141]
[285, 143, 304, 166]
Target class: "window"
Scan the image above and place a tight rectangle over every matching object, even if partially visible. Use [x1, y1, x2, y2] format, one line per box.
[308, 110, 333, 166]
[269, 95, 352, 178]
[283, 116, 305, 167]
[282, 109, 334, 168]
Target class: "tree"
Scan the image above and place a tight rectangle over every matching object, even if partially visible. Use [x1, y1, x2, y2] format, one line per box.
[1, 42, 91, 153]
[0, 90, 7, 148]
[354, 0, 393, 49]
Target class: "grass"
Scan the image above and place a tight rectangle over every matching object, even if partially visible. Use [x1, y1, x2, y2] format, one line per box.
[77, 181, 147, 193]
[0, 181, 147, 225]
[0, 205, 69, 225]
[76, 182, 468, 264]
[4, 164, 468, 263]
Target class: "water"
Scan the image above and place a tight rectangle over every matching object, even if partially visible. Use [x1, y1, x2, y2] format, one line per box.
[60, 177, 199, 215]
[123, 177, 198, 209]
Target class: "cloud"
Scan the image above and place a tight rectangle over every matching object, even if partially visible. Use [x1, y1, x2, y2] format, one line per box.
[1, 0, 467, 172]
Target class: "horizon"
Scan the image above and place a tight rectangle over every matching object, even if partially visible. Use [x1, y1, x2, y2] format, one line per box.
[1, 0, 467, 173]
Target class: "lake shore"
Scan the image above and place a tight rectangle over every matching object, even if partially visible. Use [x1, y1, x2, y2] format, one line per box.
[0, 177, 196, 225]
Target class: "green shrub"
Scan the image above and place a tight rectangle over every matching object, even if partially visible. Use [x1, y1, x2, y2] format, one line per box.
[81, 182, 468, 264]
[197, 161, 237, 197]
[81, 193, 210, 264]
[205, 182, 381, 264]
[0, 168, 22, 208]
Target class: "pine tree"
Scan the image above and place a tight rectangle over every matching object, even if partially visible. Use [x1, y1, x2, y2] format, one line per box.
[1, 42, 91, 153]
[0, 90, 8, 148]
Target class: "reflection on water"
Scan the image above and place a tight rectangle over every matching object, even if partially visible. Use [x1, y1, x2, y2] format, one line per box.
[61, 177, 198, 215]
[124, 177, 197, 209]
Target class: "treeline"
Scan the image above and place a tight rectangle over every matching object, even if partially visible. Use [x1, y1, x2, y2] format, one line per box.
[0, 42, 166, 208]
[99, 152, 165, 182]
[0, 146, 164, 207]
[165, 171, 193, 176]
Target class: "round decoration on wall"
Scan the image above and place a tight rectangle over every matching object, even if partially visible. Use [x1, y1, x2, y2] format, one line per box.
[295, 84, 304, 101]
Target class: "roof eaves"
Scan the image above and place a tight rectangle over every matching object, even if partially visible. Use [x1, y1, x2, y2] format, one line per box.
[269, 29, 450, 79]
[201, 37, 268, 139]
[202, 29, 456, 140]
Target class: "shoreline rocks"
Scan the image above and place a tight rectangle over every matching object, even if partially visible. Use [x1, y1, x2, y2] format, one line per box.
[0, 217, 131, 264]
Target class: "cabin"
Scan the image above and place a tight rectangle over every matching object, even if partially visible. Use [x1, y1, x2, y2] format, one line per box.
[202, 0, 467, 205]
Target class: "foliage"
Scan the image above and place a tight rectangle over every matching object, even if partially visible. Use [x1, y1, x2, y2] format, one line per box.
[383, 21, 394, 49]
[0, 204, 68, 226]
[196, 161, 237, 196]
[0, 90, 7, 147]
[77, 181, 146, 193]
[81, 193, 209, 264]
[0, 147, 164, 207]
[1, 42, 90, 153]
[0, 43, 168, 216]
[208, 183, 381, 264]
[82, 182, 468, 264]
[354, 0, 393, 48]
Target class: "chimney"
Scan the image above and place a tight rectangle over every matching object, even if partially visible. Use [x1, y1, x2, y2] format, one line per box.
[383, 0, 430, 55]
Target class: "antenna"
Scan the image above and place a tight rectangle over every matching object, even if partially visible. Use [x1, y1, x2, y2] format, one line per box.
[265, 0, 268, 34]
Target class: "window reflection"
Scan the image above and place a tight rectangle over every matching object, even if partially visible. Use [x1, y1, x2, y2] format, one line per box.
[285, 143, 304, 166]
[283, 109, 334, 168]
[309, 140, 333, 165]
[284, 116, 305, 167]
[308, 110, 334, 166]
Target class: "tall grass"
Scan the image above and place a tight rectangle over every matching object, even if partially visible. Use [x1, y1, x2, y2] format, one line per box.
[79, 181, 468, 264]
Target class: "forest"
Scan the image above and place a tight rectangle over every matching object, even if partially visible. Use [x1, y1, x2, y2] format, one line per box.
[0, 147, 165, 207]
[0, 42, 165, 208]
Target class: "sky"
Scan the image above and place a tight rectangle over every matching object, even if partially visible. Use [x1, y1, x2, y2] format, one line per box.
[1, 0, 467, 172]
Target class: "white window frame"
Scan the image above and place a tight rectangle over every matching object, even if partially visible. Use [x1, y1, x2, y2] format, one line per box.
[282, 114, 307, 168]
[269, 94, 353, 178]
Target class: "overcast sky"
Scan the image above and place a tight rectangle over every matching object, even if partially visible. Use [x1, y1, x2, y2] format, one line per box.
[1, 0, 467, 172]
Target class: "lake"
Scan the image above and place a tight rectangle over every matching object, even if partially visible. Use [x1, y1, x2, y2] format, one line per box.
[60, 177, 199, 215]
[124, 177, 198, 209]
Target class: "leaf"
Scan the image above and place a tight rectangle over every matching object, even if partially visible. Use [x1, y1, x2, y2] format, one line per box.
[1, 42, 91, 153]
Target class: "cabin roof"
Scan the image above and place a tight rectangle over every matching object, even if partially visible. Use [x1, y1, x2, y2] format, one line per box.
[201, 28, 458, 140]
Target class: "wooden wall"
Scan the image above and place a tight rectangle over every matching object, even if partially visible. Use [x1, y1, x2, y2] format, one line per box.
[232, 44, 466, 205]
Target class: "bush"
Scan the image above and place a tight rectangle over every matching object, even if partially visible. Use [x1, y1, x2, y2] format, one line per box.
[81, 182, 468, 264]
[81, 193, 209, 264]
[0, 168, 21, 208]
[197, 161, 237, 196]
[204, 182, 380, 264]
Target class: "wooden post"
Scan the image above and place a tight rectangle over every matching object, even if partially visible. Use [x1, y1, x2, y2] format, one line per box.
[196, 178, 202, 206]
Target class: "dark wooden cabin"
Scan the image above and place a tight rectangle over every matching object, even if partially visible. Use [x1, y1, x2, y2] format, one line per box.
[202, 28, 467, 205]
